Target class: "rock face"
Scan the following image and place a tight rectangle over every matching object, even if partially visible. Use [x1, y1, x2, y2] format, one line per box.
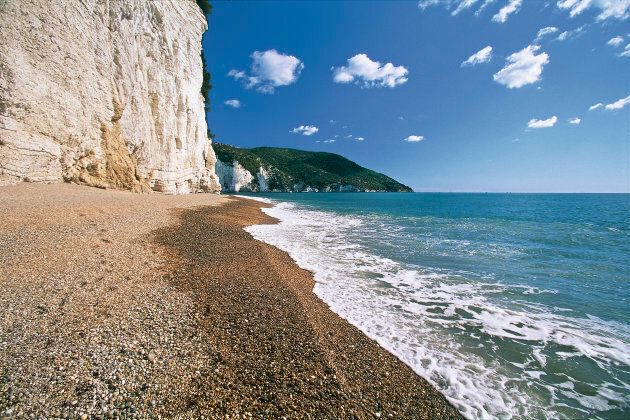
[216, 160, 255, 193]
[0, 0, 220, 193]
[215, 159, 270, 193]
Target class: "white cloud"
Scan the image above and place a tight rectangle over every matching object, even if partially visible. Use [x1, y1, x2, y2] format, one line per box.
[453, 0, 480, 15]
[416, 0, 526, 20]
[344, 134, 353, 139]
[476, 0, 498, 15]
[418, 0, 444, 10]
[589, 95, 630, 110]
[607, 36, 624, 46]
[224, 99, 241, 108]
[557, 0, 630, 21]
[329, 119, 336, 123]
[291, 125, 319, 136]
[556, 31, 569, 41]
[332, 54, 409, 88]
[404, 135, 425, 142]
[492, 0, 523, 23]
[417, 0, 502, 17]
[493, 45, 550, 88]
[228, 70, 246, 79]
[555, 25, 586, 41]
[536, 26, 559, 41]
[557, 0, 593, 17]
[527, 115, 558, 128]
[461, 46, 493, 67]
[620, 43, 630, 56]
[604, 94, 630, 110]
[568, 117, 581, 124]
[323, 139, 336, 143]
[250, 50, 303, 89]
[228, 49, 304, 94]
[355, 137, 365, 141]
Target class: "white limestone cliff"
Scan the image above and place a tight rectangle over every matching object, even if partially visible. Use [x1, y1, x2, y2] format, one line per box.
[215, 159, 271, 192]
[0, 0, 220, 193]
[215, 159, 254, 192]
[256, 166, 270, 192]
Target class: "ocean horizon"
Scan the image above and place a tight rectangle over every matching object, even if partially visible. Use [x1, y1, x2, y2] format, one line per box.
[240, 192, 630, 419]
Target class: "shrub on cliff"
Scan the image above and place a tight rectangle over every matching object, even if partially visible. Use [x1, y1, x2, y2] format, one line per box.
[196, 0, 212, 16]
[201, 53, 212, 112]
[196, 0, 215, 138]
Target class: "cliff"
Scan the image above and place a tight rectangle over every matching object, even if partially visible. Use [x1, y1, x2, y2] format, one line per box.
[0, 0, 220, 193]
[213, 143, 413, 192]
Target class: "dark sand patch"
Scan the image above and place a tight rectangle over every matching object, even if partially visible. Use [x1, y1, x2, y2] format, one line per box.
[154, 197, 461, 418]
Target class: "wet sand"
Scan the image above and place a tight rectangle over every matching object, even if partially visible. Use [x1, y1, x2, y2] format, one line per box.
[0, 183, 460, 418]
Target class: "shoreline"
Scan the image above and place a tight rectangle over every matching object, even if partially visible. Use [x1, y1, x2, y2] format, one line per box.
[0, 184, 460, 418]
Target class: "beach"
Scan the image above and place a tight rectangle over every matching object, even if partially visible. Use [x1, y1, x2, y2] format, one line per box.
[0, 184, 460, 419]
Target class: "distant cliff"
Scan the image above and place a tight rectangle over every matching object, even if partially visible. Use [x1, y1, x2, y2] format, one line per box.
[214, 143, 412, 192]
[0, 0, 220, 193]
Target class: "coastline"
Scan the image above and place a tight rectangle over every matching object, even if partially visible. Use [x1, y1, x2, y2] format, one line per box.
[0, 184, 460, 418]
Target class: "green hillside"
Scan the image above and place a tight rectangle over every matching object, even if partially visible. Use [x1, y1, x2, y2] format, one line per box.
[213, 143, 412, 192]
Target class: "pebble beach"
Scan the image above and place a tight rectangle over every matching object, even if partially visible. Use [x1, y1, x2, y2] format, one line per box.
[0, 184, 460, 419]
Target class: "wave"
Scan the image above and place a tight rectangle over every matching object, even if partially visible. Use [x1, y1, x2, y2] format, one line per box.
[245, 201, 630, 419]
[233, 194, 274, 204]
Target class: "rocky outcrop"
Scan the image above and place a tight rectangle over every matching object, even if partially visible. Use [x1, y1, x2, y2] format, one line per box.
[215, 159, 269, 193]
[0, 0, 220, 193]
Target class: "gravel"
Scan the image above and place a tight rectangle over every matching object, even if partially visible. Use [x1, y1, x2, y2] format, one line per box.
[0, 183, 461, 419]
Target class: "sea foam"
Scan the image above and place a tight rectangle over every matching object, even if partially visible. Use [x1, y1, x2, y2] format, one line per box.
[246, 200, 630, 419]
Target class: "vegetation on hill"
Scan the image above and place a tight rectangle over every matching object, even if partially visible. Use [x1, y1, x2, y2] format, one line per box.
[213, 143, 413, 192]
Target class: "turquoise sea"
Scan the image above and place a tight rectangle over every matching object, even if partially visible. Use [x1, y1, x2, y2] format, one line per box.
[241, 193, 629, 419]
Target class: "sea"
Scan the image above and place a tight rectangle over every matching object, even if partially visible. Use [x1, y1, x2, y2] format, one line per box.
[237, 192, 629, 419]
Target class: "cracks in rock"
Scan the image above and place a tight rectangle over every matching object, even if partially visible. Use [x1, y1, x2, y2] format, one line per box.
[0, 143, 57, 157]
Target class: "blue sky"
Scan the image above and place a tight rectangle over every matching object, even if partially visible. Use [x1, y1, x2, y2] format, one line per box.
[203, 1, 629, 192]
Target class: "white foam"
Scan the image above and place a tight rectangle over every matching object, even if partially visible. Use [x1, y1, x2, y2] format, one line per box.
[245, 201, 630, 419]
[233, 194, 274, 204]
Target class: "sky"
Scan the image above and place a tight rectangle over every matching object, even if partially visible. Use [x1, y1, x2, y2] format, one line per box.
[203, 0, 630, 193]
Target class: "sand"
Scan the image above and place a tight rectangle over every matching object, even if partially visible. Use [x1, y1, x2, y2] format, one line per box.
[0, 183, 460, 419]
